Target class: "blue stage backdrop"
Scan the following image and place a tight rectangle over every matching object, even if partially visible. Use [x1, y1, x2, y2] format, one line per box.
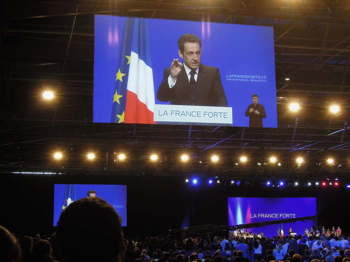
[228, 197, 317, 236]
[53, 184, 127, 227]
[94, 15, 277, 127]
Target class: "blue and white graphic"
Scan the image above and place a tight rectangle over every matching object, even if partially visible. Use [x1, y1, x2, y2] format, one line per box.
[53, 184, 127, 226]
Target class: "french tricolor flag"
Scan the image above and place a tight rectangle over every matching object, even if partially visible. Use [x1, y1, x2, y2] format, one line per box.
[124, 19, 155, 124]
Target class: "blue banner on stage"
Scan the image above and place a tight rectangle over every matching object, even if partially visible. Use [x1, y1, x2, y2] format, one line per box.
[228, 197, 317, 236]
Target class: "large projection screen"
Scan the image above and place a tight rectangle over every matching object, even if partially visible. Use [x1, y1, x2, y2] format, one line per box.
[228, 197, 317, 236]
[53, 184, 127, 227]
[94, 15, 277, 128]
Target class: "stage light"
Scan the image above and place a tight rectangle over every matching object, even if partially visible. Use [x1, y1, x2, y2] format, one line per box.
[294, 181, 299, 187]
[321, 181, 327, 187]
[307, 182, 312, 187]
[216, 179, 221, 184]
[285, 77, 290, 81]
[149, 153, 159, 162]
[326, 157, 335, 166]
[42, 89, 55, 101]
[208, 179, 213, 185]
[185, 178, 189, 183]
[295, 156, 305, 166]
[266, 181, 272, 187]
[210, 154, 220, 164]
[86, 152, 96, 161]
[329, 104, 341, 115]
[239, 155, 248, 164]
[278, 181, 285, 187]
[236, 180, 241, 186]
[230, 180, 235, 184]
[52, 151, 64, 161]
[315, 182, 320, 186]
[277, 162, 282, 167]
[346, 184, 350, 189]
[191, 178, 198, 185]
[180, 153, 190, 163]
[268, 156, 278, 165]
[288, 102, 301, 113]
[257, 162, 262, 166]
[334, 181, 340, 187]
[116, 153, 127, 162]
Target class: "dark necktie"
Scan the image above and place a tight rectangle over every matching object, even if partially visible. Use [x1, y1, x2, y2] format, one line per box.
[189, 69, 196, 86]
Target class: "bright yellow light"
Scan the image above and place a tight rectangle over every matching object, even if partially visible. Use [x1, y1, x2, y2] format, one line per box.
[86, 152, 96, 161]
[295, 156, 305, 166]
[329, 104, 341, 115]
[239, 155, 248, 164]
[180, 153, 190, 163]
[288, 102, 301, 113]
[52, 151, 63, 161]
[149, 153, 159, 162]
[268, 156, 278, 164]
[210, 154, 220, 163]
[326, 157, 335, 166]
[116, 153, 127, 162]
[42, 90, 55, 101]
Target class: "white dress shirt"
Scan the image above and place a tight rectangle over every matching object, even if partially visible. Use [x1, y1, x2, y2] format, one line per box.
[167, 63, 199, 88]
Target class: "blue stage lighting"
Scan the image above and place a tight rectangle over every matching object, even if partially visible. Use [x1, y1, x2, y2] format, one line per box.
[278, 181, 285, 187]
[266, 181, 272, 187]
[294, 181, 299, 187]
[236, 180, 241, 186]
[208, 179, 213, 185]
[346, 184, 350, 189]
[192, 178, 198, 185]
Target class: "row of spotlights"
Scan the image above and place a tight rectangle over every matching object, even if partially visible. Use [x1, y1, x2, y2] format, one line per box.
[265, 180, 341, 188]
[40, 89, 343, 116]
[50, 151, 341, 167]
[52, 151, 181, 163]
[287, 101, 342, 115]
[185, 178, 241, 186]
[53, 151, 98, 162]
[185, 178, 348, 189]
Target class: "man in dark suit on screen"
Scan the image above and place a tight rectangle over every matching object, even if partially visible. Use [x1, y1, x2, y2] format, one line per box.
[157, 34, 227, 107]
[245, 94, 266, 127]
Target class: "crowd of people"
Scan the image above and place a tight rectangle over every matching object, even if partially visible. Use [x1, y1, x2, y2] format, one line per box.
[1, 197, 349, 262]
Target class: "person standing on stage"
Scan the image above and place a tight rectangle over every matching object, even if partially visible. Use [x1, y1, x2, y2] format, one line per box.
[245, 94, 266, 128]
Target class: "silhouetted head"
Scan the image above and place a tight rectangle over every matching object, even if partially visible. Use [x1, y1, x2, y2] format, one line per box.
[55, 197, 125, 262]
[0, 225, 21, 262]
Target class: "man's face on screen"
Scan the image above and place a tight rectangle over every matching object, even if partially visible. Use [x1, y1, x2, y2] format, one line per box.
[179, 42, 201, 69]
[88, 192, 97, 198]
[252, 96, 258, 104]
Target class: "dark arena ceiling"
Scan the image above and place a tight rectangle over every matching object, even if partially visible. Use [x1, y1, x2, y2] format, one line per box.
[1, 0, 350, 176]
